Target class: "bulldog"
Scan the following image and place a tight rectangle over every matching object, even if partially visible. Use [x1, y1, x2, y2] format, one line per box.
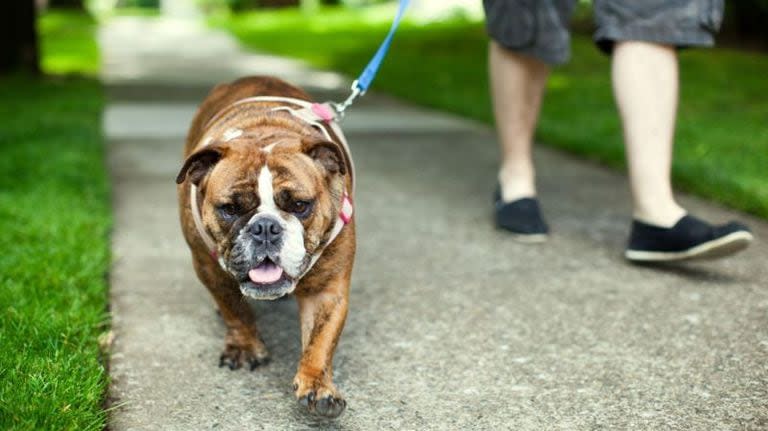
[176, 76, 355, 418]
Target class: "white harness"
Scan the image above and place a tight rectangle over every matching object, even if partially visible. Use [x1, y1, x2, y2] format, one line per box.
[189, 96, 355, 276]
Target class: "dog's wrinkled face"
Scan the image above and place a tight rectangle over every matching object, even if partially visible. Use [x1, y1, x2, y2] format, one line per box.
[178, 131, 346, 300]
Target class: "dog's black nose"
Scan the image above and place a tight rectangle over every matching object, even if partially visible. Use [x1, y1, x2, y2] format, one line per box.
[249, 217, 283, 245]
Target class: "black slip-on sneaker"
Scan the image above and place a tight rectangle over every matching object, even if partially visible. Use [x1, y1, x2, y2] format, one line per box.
[494, 187, 549, 243]
[625, 215, 753, 262]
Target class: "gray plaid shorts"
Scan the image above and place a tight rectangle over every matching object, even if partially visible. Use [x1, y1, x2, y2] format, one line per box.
[483, 0, 725, 65]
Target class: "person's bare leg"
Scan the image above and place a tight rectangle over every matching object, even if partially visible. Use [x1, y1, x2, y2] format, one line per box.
[611, 41, 686, 227]
[489, 41, 550, 202]
[614, 40, 752, 261]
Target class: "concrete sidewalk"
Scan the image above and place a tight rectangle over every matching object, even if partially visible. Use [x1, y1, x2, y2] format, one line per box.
[102, 16, 768, 430]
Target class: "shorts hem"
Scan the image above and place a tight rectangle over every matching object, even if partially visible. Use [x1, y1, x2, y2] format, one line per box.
[594, 25, 716, 54]
[490, 35, 571, 66]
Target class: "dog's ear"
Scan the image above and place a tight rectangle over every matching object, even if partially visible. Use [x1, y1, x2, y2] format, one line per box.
[176, 145, 225, 185]
[302, 137, 346, 176]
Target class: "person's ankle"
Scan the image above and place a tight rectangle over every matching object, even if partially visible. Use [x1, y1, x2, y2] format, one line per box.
[632, 205, 686, 228]
[498, 168, 535, 203]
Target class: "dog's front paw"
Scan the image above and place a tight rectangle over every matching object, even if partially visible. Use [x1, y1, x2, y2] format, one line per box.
[218, 327, 270, 370]
[293, 373, 346, 418]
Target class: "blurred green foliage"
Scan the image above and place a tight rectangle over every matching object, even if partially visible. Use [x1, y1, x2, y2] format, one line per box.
[199, 0, 385, 13]
[215, 7, 768, 218]
[38, 10, 100, 75]
[120, 0, 160, 8]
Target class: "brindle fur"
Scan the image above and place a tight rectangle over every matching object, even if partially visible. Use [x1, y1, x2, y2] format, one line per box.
[177, 76, 355, 418]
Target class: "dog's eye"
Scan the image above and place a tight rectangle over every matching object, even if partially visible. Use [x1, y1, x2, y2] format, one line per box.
[287, 199, 313, 218]
[216, 203, 240, 219]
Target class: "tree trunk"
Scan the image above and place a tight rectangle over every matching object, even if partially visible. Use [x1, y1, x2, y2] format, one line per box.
[0, 0, 40, 75]
[49, 0, 83, 8]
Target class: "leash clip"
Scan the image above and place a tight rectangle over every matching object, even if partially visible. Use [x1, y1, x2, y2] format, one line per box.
[332, 80, 364, 119]
[330, 0, 410, 119]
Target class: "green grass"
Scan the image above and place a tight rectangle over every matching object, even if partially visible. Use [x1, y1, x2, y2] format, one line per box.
[38, 10, 100, 75]
[215, 7, 768, 218]
[0, 9, 109, 431]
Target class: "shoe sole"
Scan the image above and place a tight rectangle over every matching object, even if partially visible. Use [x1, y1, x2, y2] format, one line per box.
[625, 231, 754, 262]
[511, 232, 549, 244]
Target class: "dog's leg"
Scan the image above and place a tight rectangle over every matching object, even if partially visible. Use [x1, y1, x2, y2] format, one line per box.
[194, 257, 270, 370]
[293, 279, 349, 418]
[217, 298, 271, 371]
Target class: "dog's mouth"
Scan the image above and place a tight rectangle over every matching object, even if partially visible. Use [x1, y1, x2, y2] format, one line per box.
[239, 257, 295, 300]
[248, 258, 284, 285]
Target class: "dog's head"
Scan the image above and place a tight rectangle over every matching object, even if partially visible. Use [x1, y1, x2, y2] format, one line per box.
[177, 128, 347, 300]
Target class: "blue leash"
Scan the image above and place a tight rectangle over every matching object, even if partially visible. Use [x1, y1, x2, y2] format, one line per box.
[333, 0, 411, 116]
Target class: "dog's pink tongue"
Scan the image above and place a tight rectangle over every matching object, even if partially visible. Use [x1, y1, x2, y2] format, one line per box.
[248, 262, 283, 284]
